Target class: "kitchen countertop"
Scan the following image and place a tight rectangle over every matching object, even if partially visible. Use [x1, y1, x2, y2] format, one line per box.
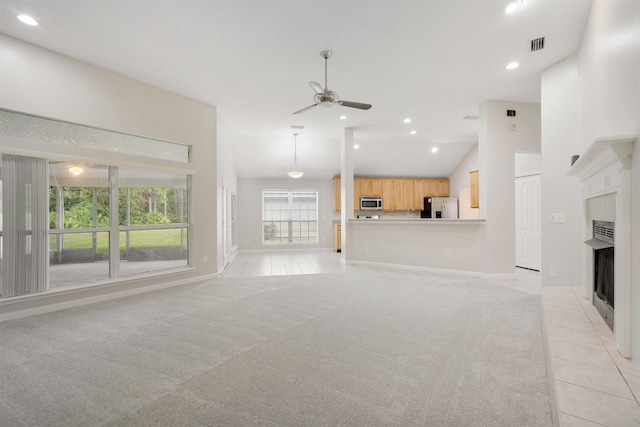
[347, 218, 486, 224]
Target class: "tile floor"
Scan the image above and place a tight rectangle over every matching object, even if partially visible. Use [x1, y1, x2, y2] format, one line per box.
[225, 250, 640, 427]
[542, 287, 640, 426]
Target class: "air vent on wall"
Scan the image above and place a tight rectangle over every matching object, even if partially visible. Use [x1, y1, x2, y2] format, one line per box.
[531, 37, 545, 52]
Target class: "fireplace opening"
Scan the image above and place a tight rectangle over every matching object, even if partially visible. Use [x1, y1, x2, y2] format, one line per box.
[585, 220, 614, 331]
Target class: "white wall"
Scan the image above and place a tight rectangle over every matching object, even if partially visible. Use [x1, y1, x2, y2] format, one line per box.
[576, 0, 639, 369]
[541, 54, 583, 288]
[237, 178, 338, 251]
[542, 0, 639, 368]
[448, 144, 477, 192]
[0, 35, 225, 311]
[515, 153, 541, 177]
[478, 100, 541, 274]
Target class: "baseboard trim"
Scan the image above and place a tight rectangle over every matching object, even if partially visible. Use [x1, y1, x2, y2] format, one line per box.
[345, 259, 517, 279]
[0, 273, 218, 322]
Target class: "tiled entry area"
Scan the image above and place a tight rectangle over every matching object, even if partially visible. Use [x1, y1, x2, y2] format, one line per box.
[542, 287, 640, 426]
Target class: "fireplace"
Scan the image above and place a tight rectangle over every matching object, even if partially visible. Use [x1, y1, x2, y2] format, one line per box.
[568, 136, 635, 358]
[585, 220, 614, 331]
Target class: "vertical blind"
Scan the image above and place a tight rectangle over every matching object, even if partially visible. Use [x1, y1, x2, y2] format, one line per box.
[1, 155, 49, 297]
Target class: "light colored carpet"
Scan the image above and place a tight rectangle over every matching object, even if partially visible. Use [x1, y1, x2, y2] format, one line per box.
[0, 267, 552, 426]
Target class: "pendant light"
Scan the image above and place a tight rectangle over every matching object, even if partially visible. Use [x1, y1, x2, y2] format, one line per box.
[287, 133, 304, 178]
[68, 163, 84, 176]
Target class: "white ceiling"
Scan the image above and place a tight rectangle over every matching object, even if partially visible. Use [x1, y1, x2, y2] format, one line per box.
[0, 0, 592, 180]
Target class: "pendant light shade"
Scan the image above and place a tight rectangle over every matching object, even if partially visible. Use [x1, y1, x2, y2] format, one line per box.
[68, 164, 84, 176]
[287, 133, 304, 178]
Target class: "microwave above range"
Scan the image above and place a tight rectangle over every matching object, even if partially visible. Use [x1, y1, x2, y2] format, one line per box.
[360, 196, 382, 210]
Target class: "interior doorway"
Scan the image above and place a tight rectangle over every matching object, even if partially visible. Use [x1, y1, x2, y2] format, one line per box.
[515, 153, 541, 271]
[515, 174, 541, 271]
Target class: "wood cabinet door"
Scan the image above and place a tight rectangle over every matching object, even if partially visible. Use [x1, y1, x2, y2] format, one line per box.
[403, 180, 414, 210]
[359, 178, 371, 196]
[413, 179, 426, 210]
[382, 179, 394, 211]
[436, 179, 450, 197]
[354, 178, 361, 210]
[469, 171, 479, 208]
[392, 180, 404, 210]
[334, 178, 341, 210]
[425, 179, 437, 197]
[371, 179, 382, 196]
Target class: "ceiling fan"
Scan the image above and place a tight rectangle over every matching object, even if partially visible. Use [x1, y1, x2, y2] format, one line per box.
[293, 50, 372, 115]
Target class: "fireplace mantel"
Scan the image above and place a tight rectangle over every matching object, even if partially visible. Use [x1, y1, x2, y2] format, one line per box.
[567, 136, 635, 182]
[568, 135, 636, 358]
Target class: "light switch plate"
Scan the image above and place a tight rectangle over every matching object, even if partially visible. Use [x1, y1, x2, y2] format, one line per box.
[549, 213, 566, 223]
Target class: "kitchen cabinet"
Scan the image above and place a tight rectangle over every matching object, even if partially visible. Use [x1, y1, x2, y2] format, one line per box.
[403, 180, 415, 210]
[371, 179, 382, 196]
[436, 179, 450, 197]
[334, 176, 450, 211]
[425, 179, 437, 197]
[359, 178, 371, 196]
[382, 179, 394, 210]
[392, 180, 404, 210]
[469, 170, 479, 208]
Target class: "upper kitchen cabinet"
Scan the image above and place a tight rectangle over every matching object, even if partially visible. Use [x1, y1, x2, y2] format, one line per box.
[333, 176, 449, 211]
[425, 179, 437, 197]
[371, 179, 382, 196]
[392, 180, 404, 210]
[359, 178, 371, 196]
[469, 170, 479, 208]
[354, 178, 361, 210]
[436, 179, 450, 197]
[382, 179, 394, 211]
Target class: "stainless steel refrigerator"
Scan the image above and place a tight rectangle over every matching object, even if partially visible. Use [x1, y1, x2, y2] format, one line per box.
[429, 197, 458, 219]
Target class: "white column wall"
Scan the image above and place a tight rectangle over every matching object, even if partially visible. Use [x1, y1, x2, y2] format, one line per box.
[478, 100, 541, 274]
[540, 54, 583, 287]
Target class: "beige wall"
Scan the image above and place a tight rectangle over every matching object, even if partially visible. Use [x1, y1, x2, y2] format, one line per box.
[0, 35, 229, 315]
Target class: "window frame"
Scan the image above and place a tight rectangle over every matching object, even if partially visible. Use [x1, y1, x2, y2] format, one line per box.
[261, 189, 319, 245]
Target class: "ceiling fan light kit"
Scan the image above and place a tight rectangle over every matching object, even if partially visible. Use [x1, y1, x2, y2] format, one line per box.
[287, 133, 304, 179]
[293, 50, 372, 115]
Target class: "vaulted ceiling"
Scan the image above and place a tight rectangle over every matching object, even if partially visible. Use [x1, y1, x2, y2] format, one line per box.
[0, 0, 592, 179]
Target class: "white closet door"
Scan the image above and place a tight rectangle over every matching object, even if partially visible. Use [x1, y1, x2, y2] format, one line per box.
[515, 174, 541, 271]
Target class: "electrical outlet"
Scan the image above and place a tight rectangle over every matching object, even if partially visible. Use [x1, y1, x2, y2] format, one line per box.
[203, 256, 208, 263]
[550, 267, 556, 277]
[446, 251, 452, 258]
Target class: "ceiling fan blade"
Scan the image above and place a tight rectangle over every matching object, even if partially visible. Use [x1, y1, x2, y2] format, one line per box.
[309, 81, 324, 94]
[293, 103, 319, 114]
[338, 101, 372, 110]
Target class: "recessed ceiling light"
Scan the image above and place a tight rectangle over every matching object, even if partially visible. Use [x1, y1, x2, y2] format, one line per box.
[506, 62, 520, 70]
[17, 14, 38, 26]
[353, 144, 360, 150]
[463, 115, 479, 120]
[339, 115, 347, 120]
[410, 130, 417, 135]
[505, 1, 522, 14]
[432, 147, 439, 153]
[403, 118, 411, 123]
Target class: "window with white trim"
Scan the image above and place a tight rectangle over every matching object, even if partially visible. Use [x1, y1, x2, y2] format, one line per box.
[262, 190, 318, 244]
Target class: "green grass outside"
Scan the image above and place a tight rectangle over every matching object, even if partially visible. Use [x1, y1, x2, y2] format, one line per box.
[49, 229, 188, 252]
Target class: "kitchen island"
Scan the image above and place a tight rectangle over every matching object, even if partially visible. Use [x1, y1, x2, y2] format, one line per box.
[343, 218, 488, 276]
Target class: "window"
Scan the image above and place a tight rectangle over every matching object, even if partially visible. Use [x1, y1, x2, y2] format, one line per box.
[262, 190, 318, 244]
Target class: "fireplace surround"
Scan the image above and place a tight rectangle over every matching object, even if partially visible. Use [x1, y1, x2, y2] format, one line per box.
[568, 136, 635, 358]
